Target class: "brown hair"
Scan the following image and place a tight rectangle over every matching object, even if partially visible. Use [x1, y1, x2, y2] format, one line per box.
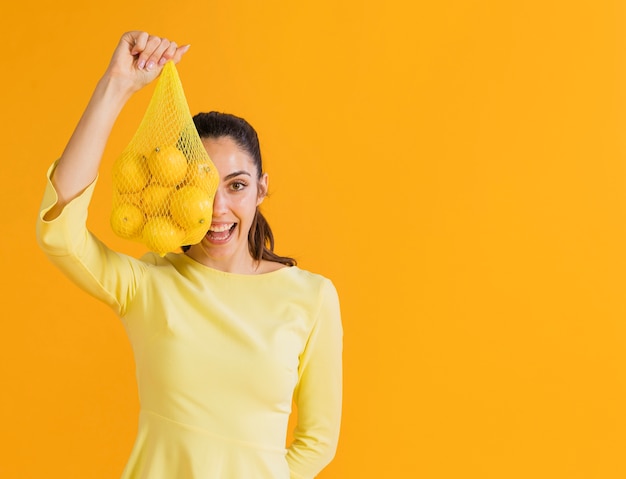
[183, 112, 296, 267]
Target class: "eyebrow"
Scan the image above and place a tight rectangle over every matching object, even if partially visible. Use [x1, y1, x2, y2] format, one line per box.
[224, 171, 252, 180]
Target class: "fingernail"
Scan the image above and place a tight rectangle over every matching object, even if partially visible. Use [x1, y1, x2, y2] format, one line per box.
[182, 44, 191, 53]
[138, 59, 146, 69]
[158, 57, 168, 66]
[147, 61, 155, 70]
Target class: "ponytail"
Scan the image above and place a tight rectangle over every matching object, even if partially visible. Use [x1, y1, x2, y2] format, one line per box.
[248, 209, 297, 267]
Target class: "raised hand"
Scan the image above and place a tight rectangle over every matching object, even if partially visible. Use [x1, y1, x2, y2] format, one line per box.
[105, 31, 191, 93]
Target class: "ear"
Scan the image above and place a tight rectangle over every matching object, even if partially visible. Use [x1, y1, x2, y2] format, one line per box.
[257, 173, 268, 206]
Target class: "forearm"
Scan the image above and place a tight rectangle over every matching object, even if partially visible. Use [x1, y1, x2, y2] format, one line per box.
[287, 433, 339, 479]
[45, 74, 133, 220]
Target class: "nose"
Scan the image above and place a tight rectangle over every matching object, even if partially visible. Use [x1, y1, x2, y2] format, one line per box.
[212, 187, 227, 216]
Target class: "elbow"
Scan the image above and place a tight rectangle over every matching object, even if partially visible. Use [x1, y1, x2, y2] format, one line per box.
[287, 430, 341, 478]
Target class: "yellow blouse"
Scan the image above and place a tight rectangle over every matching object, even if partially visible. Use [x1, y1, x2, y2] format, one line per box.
[36, 163, 343, 479]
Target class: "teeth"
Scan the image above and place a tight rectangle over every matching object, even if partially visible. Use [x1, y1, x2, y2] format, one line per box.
[209, 223, 234, 232]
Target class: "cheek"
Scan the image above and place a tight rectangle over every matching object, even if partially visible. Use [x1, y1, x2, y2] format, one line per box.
[232, 193, 260, 220]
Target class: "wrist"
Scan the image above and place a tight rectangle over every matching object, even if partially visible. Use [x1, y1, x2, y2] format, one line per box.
[96, 70, 137, 107]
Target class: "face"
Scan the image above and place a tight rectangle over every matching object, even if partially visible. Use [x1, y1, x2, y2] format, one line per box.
[186, 136, 268, 272]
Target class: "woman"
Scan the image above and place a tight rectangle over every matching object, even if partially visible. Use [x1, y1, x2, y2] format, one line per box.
[36, 31, 342, 479]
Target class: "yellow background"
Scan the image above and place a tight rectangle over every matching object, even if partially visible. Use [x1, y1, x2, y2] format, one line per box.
[2, 1, 626, 478]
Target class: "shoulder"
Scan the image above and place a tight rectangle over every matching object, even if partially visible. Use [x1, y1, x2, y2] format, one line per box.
[282, 266, 339, 302]
[280, 264, 327, 283]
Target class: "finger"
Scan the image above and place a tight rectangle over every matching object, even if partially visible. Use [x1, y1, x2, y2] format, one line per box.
[158, 41, 178, 66]
[138, 35, 165, 70]
[134, 34, 165, 70]
[143, 37, 173, 71]
[129, 31, 149, 57]
[171, 44, 191, 65]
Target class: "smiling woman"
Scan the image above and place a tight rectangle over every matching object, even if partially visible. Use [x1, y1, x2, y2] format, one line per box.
[183, 112, 297, 273]
[35, 31, 343, 479]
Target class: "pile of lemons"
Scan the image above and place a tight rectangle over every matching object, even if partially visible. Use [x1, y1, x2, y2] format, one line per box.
[110, 145, 218, 255]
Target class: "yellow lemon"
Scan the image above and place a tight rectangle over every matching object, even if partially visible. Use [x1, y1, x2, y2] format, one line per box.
[183, 224, 211, 246]
[113, 191, 142, 207]
[142, 217, 186, 256]
[170, 185, 214, 231]
[186, 159, 219, 191]
[112, 151, 150, 193]
[147, 145, 188, 186]
[141, 184, 174, 217]
[110, 203, 145, 239]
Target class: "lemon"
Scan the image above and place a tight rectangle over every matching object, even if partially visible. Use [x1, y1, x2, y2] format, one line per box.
[147, 145, 188, 186]
[183, 225, 211, 246]
[170, 185, 214, 231]
[113, 151, 150, 193]
[142, 217, 186, 255]
[114, 191, 142, 207]
[186, 159, 218, 191]
[110, 203, 145, 239]
[141, 184, 174, 217]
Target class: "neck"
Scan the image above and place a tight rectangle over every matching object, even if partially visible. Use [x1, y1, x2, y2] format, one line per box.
[185, 244, 261, 274]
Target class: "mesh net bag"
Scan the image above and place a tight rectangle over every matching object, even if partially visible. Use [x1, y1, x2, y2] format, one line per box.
[110, 61, 219, 256]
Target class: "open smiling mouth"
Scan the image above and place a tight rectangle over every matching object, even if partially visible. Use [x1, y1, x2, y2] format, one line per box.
[207, 223, 237, 242]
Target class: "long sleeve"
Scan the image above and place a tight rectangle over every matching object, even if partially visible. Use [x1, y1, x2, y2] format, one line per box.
[36, 161, 149, 317]
[287, 279, 343, 479]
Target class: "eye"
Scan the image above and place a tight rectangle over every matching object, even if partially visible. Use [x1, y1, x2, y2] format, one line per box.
[230, 181, 247, 191]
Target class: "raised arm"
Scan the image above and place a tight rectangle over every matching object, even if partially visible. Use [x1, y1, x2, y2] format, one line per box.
[45, 31, 190, 220]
